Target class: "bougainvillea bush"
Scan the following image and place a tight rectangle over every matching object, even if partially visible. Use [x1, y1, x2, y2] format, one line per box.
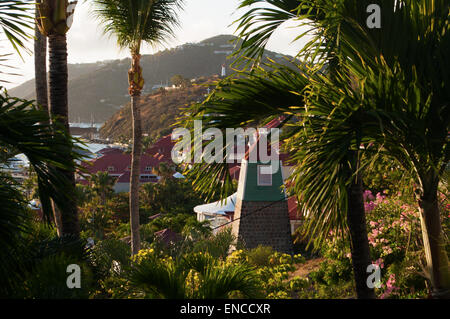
[297, 189, 450, 299]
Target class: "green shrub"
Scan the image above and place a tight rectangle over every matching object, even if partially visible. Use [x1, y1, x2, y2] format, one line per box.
[247, 245, 275, 267]
[192, 228, 235, 260]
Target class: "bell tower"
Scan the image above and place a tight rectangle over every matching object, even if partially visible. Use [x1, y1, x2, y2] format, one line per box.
[232, 146, 293, 253]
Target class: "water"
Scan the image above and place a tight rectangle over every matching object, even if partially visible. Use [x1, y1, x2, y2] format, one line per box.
[70, 122, 103, 129]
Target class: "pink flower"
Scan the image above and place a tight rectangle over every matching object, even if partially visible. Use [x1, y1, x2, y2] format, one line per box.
[374, 258, 384, 269]
[363, 190, 375, 201]
[380, 274, 398, 299]
[386, 274, 397, 289]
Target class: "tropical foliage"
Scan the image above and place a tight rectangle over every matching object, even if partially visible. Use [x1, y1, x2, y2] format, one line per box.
[1, 0, 448, 300]
[180, 0, 450, 298]
[93, 0, 184, 255]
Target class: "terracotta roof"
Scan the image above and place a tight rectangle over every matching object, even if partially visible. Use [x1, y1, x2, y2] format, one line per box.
[229, 164, 241, 180]
[288, 196, 302, 220]
[116, 171, 130, 183]
[98, 147, 124, 155]
[145, 134, 175, 162]
[264, 116, 285, 129]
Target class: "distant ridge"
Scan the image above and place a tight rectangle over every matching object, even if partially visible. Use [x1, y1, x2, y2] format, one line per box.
[99, 78, 212, 142]
[9, 34, 292, 123]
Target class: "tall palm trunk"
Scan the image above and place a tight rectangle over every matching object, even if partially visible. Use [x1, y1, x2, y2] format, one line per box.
[129, 53, 144, 255]
[418, 173, 450, 298]
[48, 33, 79, 237]
[34, 0, 48, 112]
[35, 1, 64, 235]
[347, 172, 376, 299]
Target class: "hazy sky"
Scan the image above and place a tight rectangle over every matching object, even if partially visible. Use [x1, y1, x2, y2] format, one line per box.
[3, 0, 308, 90]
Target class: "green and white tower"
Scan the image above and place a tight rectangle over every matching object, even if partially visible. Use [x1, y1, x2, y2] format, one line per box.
[232, 144, 293, 254]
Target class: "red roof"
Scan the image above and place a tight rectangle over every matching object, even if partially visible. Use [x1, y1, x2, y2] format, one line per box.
[145, 134, 175, 162]
[264, 116, 285, 129]
[229, 164, 241, 180]
[98, 147, 124, 155]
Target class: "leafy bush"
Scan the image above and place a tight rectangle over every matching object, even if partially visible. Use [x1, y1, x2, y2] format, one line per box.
[247, 245, 275, 267]
[129, 250, 262, 299]
[22, 253, 94, 299]
[192, 227, 235, 260]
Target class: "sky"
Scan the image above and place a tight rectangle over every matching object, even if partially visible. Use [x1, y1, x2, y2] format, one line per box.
[3, 0, 309, 90]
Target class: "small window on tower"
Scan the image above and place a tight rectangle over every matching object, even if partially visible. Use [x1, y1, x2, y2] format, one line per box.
[257, 165, 272, 186]
[107, 166, 115, 172]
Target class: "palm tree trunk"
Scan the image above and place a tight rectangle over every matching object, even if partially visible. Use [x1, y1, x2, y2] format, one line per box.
[34, 0, 48, 112]
[128, 53, 144, 255]
[130, 94, 142, 255]
[48, 33, 80, 237]
[35, 1, 64, 235]
[347, 173, 376, 299]
[418, 175, 450, 298]
[51, 201, 63, 237]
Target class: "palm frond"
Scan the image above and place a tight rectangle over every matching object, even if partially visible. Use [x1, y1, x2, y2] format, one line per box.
[0, 0, 34, 57]
[233, 0, 302, 64]
[176, 62, 308, 201]
[0, 89, 85, 222]
[92, 0, 183, 53]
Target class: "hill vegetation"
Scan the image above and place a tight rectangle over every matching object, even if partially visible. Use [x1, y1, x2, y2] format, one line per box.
[99, 77, 213, 142]
[9, 35, 292, 122]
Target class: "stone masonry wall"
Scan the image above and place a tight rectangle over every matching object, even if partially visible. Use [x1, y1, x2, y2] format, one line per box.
[232, 199, 293, 254]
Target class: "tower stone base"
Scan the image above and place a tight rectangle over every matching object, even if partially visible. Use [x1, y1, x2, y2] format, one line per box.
[232, 199, 293, 254]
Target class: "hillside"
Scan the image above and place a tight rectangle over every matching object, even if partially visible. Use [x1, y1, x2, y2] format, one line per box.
[9, 35, 292, 122]
[100, 79, 212, 142]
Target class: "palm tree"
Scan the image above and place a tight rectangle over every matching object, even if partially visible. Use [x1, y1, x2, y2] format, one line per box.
[182, 62, 375, 298]
[93, 0, 183, 256]
[0, 0, 33, 84]
[130, 251, 262, 298]
[0, 6, 86, 297]
[34, 0, 48, 112]
[179, 0, 374, 298]
[183, 0, 450, 298]
[90, 171, 115, 206]
[36, 0, 80, 237]
[152, 162, 174, 184]
[0, 89, 84, 295]
[339, 0, 450, 296]
[0, 0, 33, 57]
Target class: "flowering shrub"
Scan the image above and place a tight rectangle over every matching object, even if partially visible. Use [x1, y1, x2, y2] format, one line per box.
[226, 248, 305, 299]
[363, 190, 429, 298]
[292, 189, 449, 299]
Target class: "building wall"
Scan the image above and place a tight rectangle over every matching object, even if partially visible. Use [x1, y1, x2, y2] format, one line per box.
[237, 160, 286, 202]
[114, 183, 130, 193]
[232, 199, 293, 254]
